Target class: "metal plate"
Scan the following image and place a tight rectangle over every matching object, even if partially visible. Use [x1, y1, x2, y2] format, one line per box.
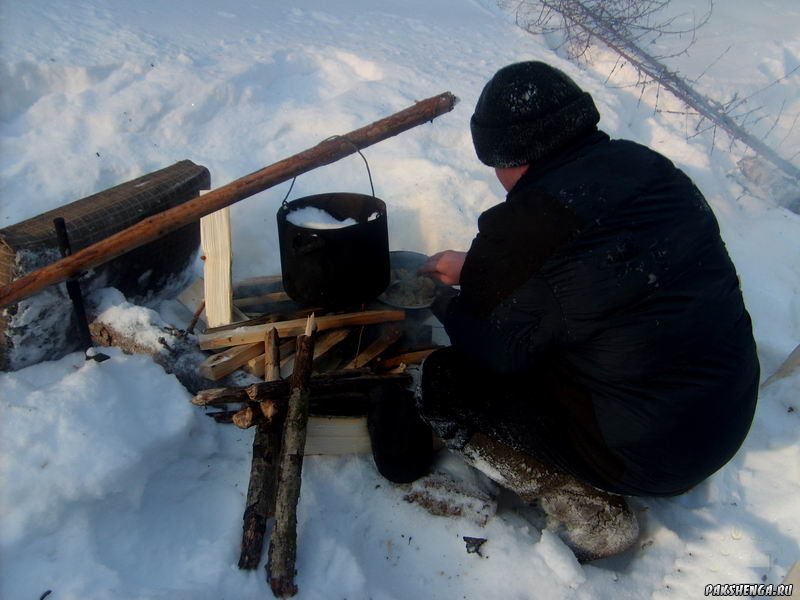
[378, 251, 441, 309]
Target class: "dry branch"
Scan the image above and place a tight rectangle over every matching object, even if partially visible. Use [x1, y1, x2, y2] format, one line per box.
[246, 339, 296, 379]
[239, 328, 283, 570]
[510, 0, 800, 182]
[267, 316, 316, 597]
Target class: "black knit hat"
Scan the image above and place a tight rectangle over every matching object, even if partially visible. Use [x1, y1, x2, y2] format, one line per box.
[470, 61, 600, 167]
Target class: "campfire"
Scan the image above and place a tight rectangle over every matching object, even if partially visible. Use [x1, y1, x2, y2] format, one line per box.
[0, 92, 458, 599]
[184, 272, 444, 596]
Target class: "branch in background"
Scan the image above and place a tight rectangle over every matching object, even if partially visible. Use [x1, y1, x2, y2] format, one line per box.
[503, 0, 800, 186]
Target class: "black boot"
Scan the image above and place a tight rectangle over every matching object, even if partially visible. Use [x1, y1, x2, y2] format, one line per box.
[367, 384, 434, 484]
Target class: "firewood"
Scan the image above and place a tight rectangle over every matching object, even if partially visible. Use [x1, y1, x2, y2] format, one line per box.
[234, 291, 292, 308]
[247, 339, 295, 379]
[233, 404, 261, 429]
[345, 325, 402, 369]
[205, 307, 322, 334]
[192, 370, 412, 407]
[199, 341, 264, 381]
[198, 309, 405, 350]
[234, 275, 284, 289]
[268, 316, 316, 597]
[280, 328, 350, 378]
[264, 328, 281, 382]
[205, 410, 237, 423]
[192, 387, 250, 406]
[186, 300, 205, 334]
[374, 347, 441, 371]
[239, 328, 283, 570]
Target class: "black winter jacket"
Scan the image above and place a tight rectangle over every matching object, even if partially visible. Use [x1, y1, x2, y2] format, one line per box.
[442, 131, 759, 496]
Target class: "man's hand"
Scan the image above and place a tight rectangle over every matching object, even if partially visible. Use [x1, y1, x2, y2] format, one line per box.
[418, 250, 466, 286]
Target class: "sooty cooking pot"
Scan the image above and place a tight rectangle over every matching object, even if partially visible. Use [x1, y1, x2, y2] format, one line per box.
[277, 193, 390, 308]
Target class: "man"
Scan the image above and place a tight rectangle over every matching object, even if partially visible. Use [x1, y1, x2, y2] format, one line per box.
[367, 61, 759, 561]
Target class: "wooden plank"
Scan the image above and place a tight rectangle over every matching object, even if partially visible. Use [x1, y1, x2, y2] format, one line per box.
[304, 416, 371, 456]
[281, 329, 350, 378]
[375, 348, 440, 371]
[235, 275, 284, 289]
[200, 206, 233, 328]
[232, 305, 250, 323]
[198, 309, 405, 350]
[234, 291, 292, 308]
[345, 326, 403, 369]
[199, 342, 265, 381]
[206, 307, 320, 334]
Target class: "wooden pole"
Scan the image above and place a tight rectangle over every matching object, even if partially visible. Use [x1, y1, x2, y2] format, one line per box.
[268, 316, 316, 597]
[0, 92, 458, 309]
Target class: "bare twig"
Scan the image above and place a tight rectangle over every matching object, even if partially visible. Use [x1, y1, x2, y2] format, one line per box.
[504, 0, 800, 182]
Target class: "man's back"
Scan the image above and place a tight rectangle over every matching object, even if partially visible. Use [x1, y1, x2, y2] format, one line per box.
[454, 132, 760, 495]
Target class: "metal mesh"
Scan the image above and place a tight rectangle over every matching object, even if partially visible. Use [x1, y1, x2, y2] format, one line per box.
[0, 160, 211, 370]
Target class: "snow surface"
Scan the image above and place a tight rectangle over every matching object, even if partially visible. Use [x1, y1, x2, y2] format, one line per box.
[1, 0, 799, 598]
[287, 206, 358, 229]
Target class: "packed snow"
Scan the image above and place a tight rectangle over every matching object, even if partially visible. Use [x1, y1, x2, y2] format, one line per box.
[286, 207, 358, 229]
[1, 0, 799, 598]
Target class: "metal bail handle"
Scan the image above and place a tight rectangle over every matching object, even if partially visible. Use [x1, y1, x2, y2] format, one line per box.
[281, 135, 376, 208]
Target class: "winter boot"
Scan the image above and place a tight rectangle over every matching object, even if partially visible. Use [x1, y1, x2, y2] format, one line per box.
[459, 432, 639, 562]
[367, 383, 435, 484]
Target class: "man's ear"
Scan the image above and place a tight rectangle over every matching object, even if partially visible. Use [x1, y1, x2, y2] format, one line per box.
[495, 165, 529, 192]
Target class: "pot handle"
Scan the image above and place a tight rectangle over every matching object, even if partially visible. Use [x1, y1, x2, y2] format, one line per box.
[281, 137, 375, 207]
[292, 231, 326, 255]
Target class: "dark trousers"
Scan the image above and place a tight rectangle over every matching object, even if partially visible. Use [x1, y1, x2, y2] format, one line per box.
[416, 347, 633, 495]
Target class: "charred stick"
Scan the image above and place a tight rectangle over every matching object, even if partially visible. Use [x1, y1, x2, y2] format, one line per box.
[238, 328, 283, 570]
[186, 300, 205, 334]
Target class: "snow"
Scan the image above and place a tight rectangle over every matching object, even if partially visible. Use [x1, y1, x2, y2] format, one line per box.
[286, 206, 358, 229]
[1, 0, 799, 598]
